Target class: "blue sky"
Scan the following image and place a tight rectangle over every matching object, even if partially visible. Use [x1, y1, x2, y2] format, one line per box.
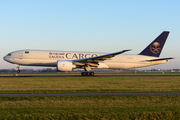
[0, 0, 180, 69]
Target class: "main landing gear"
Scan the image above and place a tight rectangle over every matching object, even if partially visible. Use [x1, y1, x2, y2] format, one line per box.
[81, 72, 94, 76]
[81, 66, 94, 76]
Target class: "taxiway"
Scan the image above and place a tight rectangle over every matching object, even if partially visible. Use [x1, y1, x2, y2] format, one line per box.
[0, 92, 180, 97]
[0, 74, 180, 77]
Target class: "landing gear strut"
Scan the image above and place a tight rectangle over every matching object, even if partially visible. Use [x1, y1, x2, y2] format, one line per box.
[81, 65, 94, 76]
[81, 72, 95, 76]
[16, 65, 20, 73]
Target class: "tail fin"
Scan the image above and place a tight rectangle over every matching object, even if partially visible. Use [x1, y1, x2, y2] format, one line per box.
[139, 31, 169, 57]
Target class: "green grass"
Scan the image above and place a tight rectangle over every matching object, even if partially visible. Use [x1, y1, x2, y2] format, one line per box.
[0, 95, 180, 119]
[0, 77, 180, 93]
[1, 76, 180, 119]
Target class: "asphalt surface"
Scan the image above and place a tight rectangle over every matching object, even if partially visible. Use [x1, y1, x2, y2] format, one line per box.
[1, 74, 180, 77]
[0, 92, 180, 97]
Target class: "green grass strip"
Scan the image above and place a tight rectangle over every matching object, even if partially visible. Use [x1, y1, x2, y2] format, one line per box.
[0, 95, 180, 119]
[0, 77, 180, 93]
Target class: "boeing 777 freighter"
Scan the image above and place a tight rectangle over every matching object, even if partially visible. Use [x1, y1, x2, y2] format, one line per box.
[3, 31, 174, 76]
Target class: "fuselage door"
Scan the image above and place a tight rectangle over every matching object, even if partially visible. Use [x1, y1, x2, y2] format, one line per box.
[19, 53, 23, 59]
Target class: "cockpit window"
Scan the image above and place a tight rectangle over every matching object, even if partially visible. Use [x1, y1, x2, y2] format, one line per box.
[7, 53, 11, 56]
[25, 51, 29, 54]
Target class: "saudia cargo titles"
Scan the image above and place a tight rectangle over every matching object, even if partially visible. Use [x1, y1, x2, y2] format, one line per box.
[3, 31, 174, 76]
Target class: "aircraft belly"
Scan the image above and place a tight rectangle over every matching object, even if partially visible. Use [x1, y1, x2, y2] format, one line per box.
[105, 59, 168, 69]
[105, 62, 138, 69]
[105, 62, 161, 69]
[97, 63, 109, 69]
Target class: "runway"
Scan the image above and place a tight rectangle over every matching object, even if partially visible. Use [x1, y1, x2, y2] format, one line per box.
[1, 92, 180, 97]
[1, 74, 180, 77]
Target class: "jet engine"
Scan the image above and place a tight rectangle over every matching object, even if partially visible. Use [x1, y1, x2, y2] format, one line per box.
[57, 60, 76, 72]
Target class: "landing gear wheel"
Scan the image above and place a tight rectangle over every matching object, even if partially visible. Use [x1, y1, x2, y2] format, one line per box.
[17, 70, 20, 73]
[81, 72, 84, 76]
[81, 72, 86, 76]
[90, 72, 94, 76]
[81, 72, 85, 76]
[81, 72, 94, 76]
[86, 72, 90, 76]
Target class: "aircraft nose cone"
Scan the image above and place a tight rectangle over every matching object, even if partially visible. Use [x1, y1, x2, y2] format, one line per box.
[3, 56, 7, 61]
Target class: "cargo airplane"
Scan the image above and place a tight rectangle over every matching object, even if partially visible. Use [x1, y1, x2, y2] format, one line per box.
[3, 31, 173, 76]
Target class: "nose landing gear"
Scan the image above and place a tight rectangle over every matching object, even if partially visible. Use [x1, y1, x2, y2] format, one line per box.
[15, 64, 20, 73]
[17, 70, 20, 73]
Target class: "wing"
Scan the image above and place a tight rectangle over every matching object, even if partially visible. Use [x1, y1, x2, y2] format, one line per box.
[145, 57, 174, 62]
[73, 49, 131, 67]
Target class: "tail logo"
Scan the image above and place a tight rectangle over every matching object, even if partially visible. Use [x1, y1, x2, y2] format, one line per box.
[150, 42, 161, 54]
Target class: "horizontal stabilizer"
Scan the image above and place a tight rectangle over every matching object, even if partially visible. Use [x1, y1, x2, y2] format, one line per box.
[145, 57, 174, 62]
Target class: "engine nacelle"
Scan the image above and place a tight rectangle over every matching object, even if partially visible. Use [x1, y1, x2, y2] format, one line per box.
[57, 60, 76, 72]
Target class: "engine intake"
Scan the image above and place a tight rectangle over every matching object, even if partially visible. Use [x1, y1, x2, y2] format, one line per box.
[57, 60, 76, 72]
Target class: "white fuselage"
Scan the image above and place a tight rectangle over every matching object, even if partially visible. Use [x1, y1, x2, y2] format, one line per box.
[3, 50, 168, 70]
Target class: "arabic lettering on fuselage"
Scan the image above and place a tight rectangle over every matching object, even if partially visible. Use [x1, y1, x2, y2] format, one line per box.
[49, 52, 97, 59]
